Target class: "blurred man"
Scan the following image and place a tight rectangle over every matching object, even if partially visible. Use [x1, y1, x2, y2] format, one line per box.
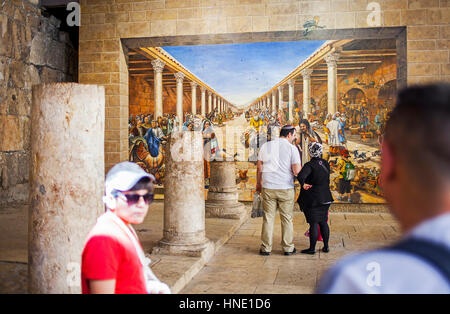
[317, 84, 450, 293]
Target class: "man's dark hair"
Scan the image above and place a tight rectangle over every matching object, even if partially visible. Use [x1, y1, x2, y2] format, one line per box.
[384, 83, 450, 192]
[280, 125, 295, 137]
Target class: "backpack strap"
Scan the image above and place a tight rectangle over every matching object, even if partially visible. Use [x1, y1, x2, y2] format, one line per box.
[387, 238, 450, 284]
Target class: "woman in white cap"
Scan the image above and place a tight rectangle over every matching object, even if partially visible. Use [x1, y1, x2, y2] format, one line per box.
[81, 162, 171, 294]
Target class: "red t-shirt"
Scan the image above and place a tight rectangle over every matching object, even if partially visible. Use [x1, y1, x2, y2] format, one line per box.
[81, 213, 147, 294]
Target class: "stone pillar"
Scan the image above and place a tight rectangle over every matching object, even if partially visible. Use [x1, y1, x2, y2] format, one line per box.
[272, 91, 276, 113]
[206, 161, 246, 219]
[151, 58, 165, 119]
[190, 81, 197, 115]
[278, 86, 284, 111]
[288, 79, 295, 123]
[175, 72, 185, 127]
[213, 95, 217, 112]
[325, 53, 340, 115]
[301, 68, 313, 117]
[29, 83, 105, 294]
[208, 90, 212, 114]
[266, 96, 271, 113]
[155, 130, 212, 257]
[201, 86, 206, 117]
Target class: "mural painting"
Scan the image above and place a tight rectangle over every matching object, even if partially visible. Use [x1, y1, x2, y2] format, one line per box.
[128, 39, 397, 204]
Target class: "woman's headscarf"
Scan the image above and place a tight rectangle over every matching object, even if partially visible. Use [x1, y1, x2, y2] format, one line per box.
[308, 142, 323, 158]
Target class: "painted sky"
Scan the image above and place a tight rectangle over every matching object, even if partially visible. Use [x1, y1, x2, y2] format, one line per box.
[162, 41, 326, 108]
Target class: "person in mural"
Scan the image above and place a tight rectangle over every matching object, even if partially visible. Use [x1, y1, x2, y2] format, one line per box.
[323, 113, 332, 145]
[139, 116, 152, 137]
[182, 121, 193, 132]
[326, 114, 343, 154]
[336, 112, 347, 145]
[296, 119, 322, 167]
[150, 120, 167, 144]
[336, 149, 355, 202]
[202, 120, 219, 186]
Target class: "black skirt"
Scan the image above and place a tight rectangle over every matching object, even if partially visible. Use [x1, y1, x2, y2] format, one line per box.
[303, 204, 330, 224]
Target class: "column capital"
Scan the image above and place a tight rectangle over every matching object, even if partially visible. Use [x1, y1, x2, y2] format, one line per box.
[151, 58, 165, 73]
[174, 71, 185, 83]
[300, 68, 313, 79]
[190, 81, 198, 88]
[288, 79, 295, 87]
[325, 53, 340, 67]
[200, 86, 206, 93]
[278, 85, 284, 92]
[207, 90, 212, 96]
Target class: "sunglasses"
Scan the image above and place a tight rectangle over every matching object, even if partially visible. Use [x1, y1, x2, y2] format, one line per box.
[115, 192, 154, 205]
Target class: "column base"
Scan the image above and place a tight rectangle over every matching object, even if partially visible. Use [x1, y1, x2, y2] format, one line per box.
[152, 238, 213, 258]
[205, 200, 246, 220]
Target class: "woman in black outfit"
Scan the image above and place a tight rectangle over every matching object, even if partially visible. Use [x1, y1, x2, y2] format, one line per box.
[297, 142, 334, 254]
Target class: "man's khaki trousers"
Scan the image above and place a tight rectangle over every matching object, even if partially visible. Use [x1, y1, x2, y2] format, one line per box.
[260, 188, 295, 253]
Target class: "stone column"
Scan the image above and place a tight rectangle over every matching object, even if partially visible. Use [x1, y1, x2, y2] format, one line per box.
[29, 83, 105, 294]
[266, 96, 271, 112]
[301, 68, 313, 117]
[325, 52, 340, 115]
[151, 58, 165, 119]
[201, 86, 206, 117]
[213, 95, 217, 112]
[206, 161, 246, 219]
[288, 79, 295, 123]
[278, 86, 284, 111]
[174, 72, 185, 127]
[272, 91, 276, 113]
[208, 90, 212, 114]
[155, 130, 212, 257]
[190, 81, 197, 115]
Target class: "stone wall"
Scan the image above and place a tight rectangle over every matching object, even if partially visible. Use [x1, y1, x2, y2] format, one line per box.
[0, 0, 78, 206]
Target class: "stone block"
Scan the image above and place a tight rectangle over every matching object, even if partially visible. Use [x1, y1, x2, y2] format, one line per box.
[427, 8, 450, 25]
[408, 50, 449, 63]
[269, 15, 297, 31]
[382, 0, 407, 10]
[0, 115, 23, 151]
[117, 22, 151, 38]
[147, 9, 178, 20]
[401, 9, 428, 25]
[408, 0, 439, 9]
[151, 20, 177, 36]
[102, 12, 126, 24]
[407, 25, 440, 40]
[383, 10, 402, 27]
[407, 40, 437, 50]
[299, 1, 331, 14]
[408, 63, 440, 76]
[165, 0, 199, 9]
[252, 16, 269, 32]
[335, 12, 356, 29]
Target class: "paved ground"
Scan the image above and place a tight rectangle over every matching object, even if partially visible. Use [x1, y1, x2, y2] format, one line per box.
[181, 211, 401, 294]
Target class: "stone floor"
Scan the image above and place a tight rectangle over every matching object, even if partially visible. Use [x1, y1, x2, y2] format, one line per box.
[181, 210, 401, 294]
[0, 202, 401, 294]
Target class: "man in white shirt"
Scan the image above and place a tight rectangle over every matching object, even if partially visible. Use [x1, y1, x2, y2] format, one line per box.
[317, 84, 450, 293]
[256, 125, 301, 256]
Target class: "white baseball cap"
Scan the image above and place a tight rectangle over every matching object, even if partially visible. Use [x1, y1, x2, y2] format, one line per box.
[105, 162, 155, 196]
